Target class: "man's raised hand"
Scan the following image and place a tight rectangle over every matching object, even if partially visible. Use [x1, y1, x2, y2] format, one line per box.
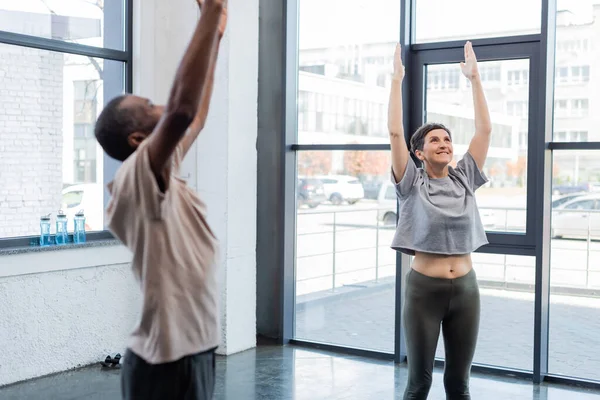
[197, 0, 228, 38]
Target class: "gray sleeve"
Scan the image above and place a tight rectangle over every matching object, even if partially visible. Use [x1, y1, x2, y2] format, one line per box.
[455, 151, 489, 191]
[391, 157, 419, 197]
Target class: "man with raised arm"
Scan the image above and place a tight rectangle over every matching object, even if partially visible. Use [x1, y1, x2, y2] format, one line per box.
[93, 1, 228, 398]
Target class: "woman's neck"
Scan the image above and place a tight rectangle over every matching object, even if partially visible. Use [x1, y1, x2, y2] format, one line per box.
[424, 162, 449, 179]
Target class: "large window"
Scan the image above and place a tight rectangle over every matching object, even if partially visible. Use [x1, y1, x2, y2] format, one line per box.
[0, 0, 131, 243]
[548, 2, 600, 381]
[550, 152, 600, 381]
[281, 0, 600, 391]
[294, 151, 397, 352]
[293, 0, 400, 353]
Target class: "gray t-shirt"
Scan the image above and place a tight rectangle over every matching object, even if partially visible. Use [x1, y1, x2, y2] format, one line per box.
[390, 151, 489, 255]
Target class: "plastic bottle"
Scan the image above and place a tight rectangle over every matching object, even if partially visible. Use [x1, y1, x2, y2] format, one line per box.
[73, 209, 86, 244]
[40, 214, 51, 247]
[55, 210, 68, 245]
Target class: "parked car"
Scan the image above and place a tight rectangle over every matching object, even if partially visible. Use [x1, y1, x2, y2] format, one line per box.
[376, 181, 495, 228]
[361, 180, 383, 200]
[314, 175, 365, 205]
[377, 182, 399, 225]
[297, 177, 327, 208]
[552, 182, 591, 195]
[61, 183, 104, 232]
[551, 192, 586, 209]
[552, 193, 600, 240]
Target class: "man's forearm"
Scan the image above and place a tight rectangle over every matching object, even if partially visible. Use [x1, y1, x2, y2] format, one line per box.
[179, 36, 221, 156]
[193, 38, 221, 129]
[166, 0, 223, 114]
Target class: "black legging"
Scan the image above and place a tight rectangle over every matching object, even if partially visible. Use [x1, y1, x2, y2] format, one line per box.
[403, 268, 480, 400]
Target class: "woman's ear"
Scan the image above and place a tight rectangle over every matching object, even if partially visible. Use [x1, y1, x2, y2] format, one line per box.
[414, 149, 425, 161]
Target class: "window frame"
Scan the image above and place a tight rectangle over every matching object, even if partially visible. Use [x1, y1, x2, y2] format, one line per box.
[0, 0, 133, 250]
[413, 40, 541, 254]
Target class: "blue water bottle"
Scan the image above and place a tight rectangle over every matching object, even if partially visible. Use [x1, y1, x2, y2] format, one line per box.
[40, 214, 51, 247]
[55, 210, 68, 245]
[73, 209, 86, 244]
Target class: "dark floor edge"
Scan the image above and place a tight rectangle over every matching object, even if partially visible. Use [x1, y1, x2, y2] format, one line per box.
[544, 374, 600, 391]
[289, 339, 395, 361]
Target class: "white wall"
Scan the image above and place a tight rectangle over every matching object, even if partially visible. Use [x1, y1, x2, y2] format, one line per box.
[0, 0, 258, 386]
[136, 0, 258, 355]
[0, 246, 137, 386]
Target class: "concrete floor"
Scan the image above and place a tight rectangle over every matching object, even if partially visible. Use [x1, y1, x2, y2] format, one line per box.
[1, 344, 600, 399]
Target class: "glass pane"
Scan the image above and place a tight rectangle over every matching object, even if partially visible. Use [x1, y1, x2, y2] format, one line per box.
[0, 0, 125, 50]
[297, 0, 400, 145]
[427, 253, 535, 370]
[294, 150, 396, 352]
[553, 3, 595, 142]
[550, 150, 600, 380]
[425, 60, 529, 234]
[0, 42, 124, 239]
[416, 0, 541, 43]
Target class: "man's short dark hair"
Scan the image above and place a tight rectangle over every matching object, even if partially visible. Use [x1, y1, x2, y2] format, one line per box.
[409, 122, 453, 155]
[94, 95, 139, 162]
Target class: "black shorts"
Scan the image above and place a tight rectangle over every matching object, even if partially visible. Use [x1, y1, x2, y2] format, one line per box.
[121, 348, 216, 400]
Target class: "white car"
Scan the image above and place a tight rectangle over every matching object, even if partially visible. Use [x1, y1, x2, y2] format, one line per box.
[377, 182, 399, 225]
[552, 194, 600, 240]
[376, 181, 496, 229]
[61, 183, 105, 232]
[314, 175, 365, 205]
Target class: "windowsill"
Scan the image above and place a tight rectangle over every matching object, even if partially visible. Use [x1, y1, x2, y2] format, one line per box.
[0, 239, 122, 256]
[0, 239, 133, 279]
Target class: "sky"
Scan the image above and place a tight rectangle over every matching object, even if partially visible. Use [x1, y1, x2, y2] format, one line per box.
[298, 0, 598, 49]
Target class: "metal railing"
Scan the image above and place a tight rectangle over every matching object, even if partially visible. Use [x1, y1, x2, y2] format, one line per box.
[296, 207, 391, 293]
[295, 206, 600, 294]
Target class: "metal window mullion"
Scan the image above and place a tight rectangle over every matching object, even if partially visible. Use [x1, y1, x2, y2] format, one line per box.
[282, 0, 300, 343]
[412, 34, 542, 52]
[291, 144, 391, 151]
[415, 41, 539, 65]
[395, 0, 415, 365]
[548, 142, 600, 150]
[0, 30, 129, 62]
[533, 0, 556, 385]
[102, 0, 130, 225]
[126, 0, 134, 93]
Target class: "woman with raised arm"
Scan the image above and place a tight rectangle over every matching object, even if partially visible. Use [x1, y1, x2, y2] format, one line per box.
[388, 42, 492, 400]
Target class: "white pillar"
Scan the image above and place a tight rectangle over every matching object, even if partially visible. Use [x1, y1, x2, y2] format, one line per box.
[134, 0, 258, 356]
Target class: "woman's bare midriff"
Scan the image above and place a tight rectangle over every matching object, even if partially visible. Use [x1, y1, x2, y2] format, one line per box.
[412, 251, 472, 279]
